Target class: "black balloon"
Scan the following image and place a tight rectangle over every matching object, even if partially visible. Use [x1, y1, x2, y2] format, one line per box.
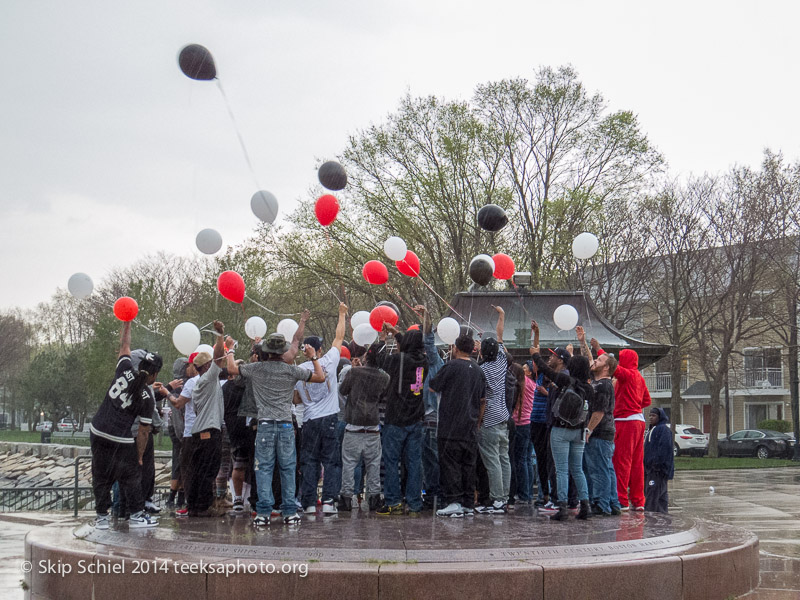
[469, 256, 494, 286]
[318, 161, 348, 191]
[477, 203, 508, 232]
[178, 44, 216, 81]
[375, 300, 400, 317]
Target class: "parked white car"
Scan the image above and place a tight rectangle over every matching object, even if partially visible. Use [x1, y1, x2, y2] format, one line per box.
[35, 421, 53, 432]
[673, 424, 708, 456]
[56, 419, 76, 432]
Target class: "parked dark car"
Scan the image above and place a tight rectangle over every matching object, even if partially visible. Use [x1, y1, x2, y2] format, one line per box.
[717, 429, 795, 459]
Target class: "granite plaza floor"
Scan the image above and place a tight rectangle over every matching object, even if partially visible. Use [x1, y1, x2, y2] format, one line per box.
[3, 467, 800, 599]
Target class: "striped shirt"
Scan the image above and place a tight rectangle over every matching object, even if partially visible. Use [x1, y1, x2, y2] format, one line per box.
[480, 346, 509, 428]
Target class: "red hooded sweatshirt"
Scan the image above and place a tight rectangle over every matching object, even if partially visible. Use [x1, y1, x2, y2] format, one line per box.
[598, 348, 651, 419]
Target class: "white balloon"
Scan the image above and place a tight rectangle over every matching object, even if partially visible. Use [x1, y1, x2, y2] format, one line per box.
[196, 228, 223, 254]
[353, 323, 378, 347]
[471, 253, 496, 272]
[437, 317, 461, 345]
[172, 323, 201, 355]
[350, 310, 370, 330]
[572, 232, 600, 260]
[553, 304, 580, 331]
[383, 236, 408, 261]
[276, 318, 299, 341]
[245, 316, 267, 340]
[251, 190, 279, 224]
[195, 344, 214, 356]
[67, 273, 93, 299]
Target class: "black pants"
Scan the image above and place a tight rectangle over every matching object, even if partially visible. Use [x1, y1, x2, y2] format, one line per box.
[119, 431, 155, 512]
[187, 429, 222, 512]
[644, 470, 669, 513]
[439, 437, 477, 508]
[141, 431, 155, 501]
[180, 436, 194, 500]
[91, 434, 143, 515]
[531, 422, 550, 497]
[507, 421, 517, 502]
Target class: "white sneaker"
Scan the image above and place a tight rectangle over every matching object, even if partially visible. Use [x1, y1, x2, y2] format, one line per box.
[304, 505, 317, 514]
[322, 500, 338, 515]
[436, 502, 463, 517]
[93, 514, 109, 530]
[129, 511, 159, 528]
[539, 501, 558, 514]
[474, 504, 492, 514]
[144, 500, 161, 514]
[489, 501, 507, 514]
[462, 507, 474, 516]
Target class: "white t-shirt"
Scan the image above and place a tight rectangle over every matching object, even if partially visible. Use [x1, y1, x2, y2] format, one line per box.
[295, 347, 340, 422]
[181, 375, 199, 438]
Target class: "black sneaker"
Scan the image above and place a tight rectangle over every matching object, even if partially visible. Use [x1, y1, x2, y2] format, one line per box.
[337, 496, 352, 512]
[283, 514, 301, 525]
[368, 494, 382, 512]
[376, 503, 403, 516]
[253, 515, 270, 527]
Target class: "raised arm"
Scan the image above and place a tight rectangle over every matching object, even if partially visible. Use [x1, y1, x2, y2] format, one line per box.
[118, 321, 131, 358]
[332, 303, 348, 351]
[531, 348, 571, 388]
[576, 326, 592, 360]
[283, 309, 310, 363]
[212, 321, 225, 361]
[492, 305, 505, 343]
[529, 320, 540, 356]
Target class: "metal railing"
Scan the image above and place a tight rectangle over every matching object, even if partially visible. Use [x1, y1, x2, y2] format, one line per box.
[644, 372, 688, 392]
[0, 450, 173, 515]
[743, 368, 783, 388]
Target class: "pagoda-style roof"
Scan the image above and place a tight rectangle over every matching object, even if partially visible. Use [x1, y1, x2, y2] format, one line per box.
[444, 290, 670, 368]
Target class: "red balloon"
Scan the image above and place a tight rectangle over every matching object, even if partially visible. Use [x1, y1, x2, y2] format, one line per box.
[340, 346, 351, 360]
[362, 260, 389, 285]
[113, 297, 139, 322]
[217, 270, 245, 304]
[315, 194, 339, 226]
[492, 253, 516, 280]
[369, 306, 398, 331]
[396, 250, 420, 277]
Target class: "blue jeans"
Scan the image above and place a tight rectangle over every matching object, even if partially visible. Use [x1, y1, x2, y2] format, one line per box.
[337, 420, 364, 495]
[300, 414, 340, 508]
[382, 422, 423, 511]
[549, 427, 589, 504]
[583, 437, 620, 512]
[512, 424, 533, 501]
[421, 420, 440, 500]
[254, 422, 296, 516]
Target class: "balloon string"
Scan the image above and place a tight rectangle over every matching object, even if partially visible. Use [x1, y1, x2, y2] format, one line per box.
[575, 261, 594, 332]
[415, 275, 483, 334]
[244, 294, 301, 317]
[322, 229, 349, 306]
[215, 79, 261, 190]
[384, 284, 417, 312]
[87, 298, 164, 336]
[510, 280, 531, 318]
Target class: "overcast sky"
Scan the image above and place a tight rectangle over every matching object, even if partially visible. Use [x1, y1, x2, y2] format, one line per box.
[2, 0, 798, 311]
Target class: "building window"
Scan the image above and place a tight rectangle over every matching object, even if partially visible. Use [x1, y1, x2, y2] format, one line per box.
[748, 291, 773, 320]
[743, 348, 782, 387]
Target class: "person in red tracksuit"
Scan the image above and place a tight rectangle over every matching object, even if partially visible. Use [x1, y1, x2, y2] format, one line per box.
[592, 342, 651, 510]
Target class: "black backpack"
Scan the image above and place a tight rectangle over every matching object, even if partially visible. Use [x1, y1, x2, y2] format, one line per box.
[552, 379, 589, 427]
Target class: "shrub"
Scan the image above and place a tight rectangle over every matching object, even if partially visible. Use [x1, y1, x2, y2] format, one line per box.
[757, 419, 793, 433]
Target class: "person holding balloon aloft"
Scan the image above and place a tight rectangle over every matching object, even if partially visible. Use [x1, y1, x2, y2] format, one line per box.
[292, 302, 349, 516]
[226, 322, 326, 526]
[89, 321, 161, 531]
[375, 319, 429, 516]
[474, 305, 513, 515]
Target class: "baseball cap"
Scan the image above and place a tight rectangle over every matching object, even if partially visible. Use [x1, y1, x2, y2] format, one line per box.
[192, 352, 212, 367]
[549, 347, 571, 363]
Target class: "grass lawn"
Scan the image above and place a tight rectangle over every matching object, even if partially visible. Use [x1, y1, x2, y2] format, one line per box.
[675, 456, 800, 470]
[0, 429, 173, 451]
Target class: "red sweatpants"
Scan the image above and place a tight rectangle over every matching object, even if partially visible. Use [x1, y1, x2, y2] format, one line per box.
[613, 419, 646, 508]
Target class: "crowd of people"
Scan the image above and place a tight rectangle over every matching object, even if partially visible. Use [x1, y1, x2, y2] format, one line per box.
[89, 303, 675, 530]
